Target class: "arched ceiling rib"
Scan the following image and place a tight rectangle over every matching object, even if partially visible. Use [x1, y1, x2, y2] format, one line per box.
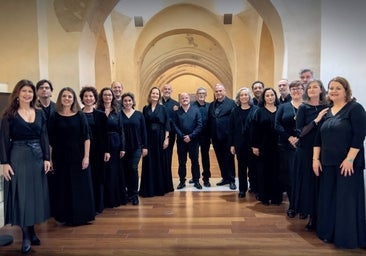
[139, 29, 233, 96]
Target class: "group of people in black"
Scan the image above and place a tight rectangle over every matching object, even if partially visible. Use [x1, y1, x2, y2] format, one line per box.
[1, 71, 365, 253]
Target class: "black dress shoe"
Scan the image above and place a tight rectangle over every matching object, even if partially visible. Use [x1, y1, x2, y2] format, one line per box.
[31, 234, 40, 245]
[132, 197, 139, 205]
[299, 213, 308, 219]
[21, 239, 31, 254]
[203, 181, 211, 187]
[216, 179, 230, 186]
[238, 191, 246, 198]
[188, 179, 194, 184]
[229, 182, 237, 190]
[177, 182, 185, 189]
[194, 182, 202, 190]
[287, 209, 296, 218]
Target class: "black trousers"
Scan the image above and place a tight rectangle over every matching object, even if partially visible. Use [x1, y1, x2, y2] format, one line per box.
[199, 135, 211, 181]
[177, 140, 200, 183]
[212, 136, 235, 182]
[122, 148, 142, 198]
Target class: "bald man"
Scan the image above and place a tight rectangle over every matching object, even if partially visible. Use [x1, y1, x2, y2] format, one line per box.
[208, 83, 237, 190]
[172, 92, 202, 190]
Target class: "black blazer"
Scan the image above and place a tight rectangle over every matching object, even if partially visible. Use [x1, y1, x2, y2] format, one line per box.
[228, 105, 258, 150]
[208, 97, 236, 140]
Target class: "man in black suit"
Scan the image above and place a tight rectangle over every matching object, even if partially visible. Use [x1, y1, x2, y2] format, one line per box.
[208, 83, 237, 190]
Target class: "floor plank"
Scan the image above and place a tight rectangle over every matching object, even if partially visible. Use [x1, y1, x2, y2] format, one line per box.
[1, 148, 365, 255]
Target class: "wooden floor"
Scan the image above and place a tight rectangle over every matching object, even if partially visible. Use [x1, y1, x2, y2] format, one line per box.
[1, 149, 365, 255]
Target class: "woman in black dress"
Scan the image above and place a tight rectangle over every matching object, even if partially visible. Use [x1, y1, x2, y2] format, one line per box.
[139, 87, 173, 197]
[80, 86, 110, 214]
[251, 88, 282, 205]
[274, 80, 303, 214]
[313, 76, 366, 248]
[121, 92, 148, 205]
[96, 87, 127, 207]
[292, 80, 328, 230]
[48, 87, 95, 226]
[229, 87, 258, 198]
[0, 79, 51, 253]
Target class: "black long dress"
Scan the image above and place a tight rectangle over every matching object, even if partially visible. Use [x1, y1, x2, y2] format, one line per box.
[274, 102, 299, 209]
[251, 107, 282, 204]
[104, 110, 127, 207]
[315, 101, 366, 249]
[139, 104, 173, 197]
[0, 110, 50, 227]
[292, 103, 328, 217]
[84, 109, 108, 214]
[48, 111, 95, 225]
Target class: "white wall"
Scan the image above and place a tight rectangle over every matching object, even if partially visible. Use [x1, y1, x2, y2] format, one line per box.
[320, 0, 366, 106]
[320, 0, 366, 209]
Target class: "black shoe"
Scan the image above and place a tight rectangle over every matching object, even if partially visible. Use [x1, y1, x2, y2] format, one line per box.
[194, 182, 202, 190]
[132, 197, 139, 205]
[287, 209, 296, 218]
[30, 234, 40, 245]
[216, 179, 230, 186]
[21, 239, 31, 254]
[188, 179, 194, 184]
[238, 191, 246, 198]
[229, 182, 237, 190]
[299, 213, 308, 219]
[177, 182, 185, 190]
[203, 181, 211, 187]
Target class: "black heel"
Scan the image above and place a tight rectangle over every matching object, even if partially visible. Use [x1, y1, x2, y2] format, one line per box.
[29, 225, 41, 245]
[21, 227, 32, 254]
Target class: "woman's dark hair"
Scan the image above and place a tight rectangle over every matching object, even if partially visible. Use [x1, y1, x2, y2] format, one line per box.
[79, 86, 98, 105]
[258, 87, 279, 107]
[55, 87, 81, 113]
[96, 87, 119, 112]
[303, 79, 327, 104]
[121, 92, 136, 109]
[3, 79, 37, 118]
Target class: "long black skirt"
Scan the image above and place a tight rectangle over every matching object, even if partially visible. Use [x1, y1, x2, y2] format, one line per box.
[53, 162, 95, 225]
[317, 165, 366, 249]
[4, 140, 50, 227]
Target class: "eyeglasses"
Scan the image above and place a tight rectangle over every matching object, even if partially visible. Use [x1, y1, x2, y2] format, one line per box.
[290, 87, 304, 92]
